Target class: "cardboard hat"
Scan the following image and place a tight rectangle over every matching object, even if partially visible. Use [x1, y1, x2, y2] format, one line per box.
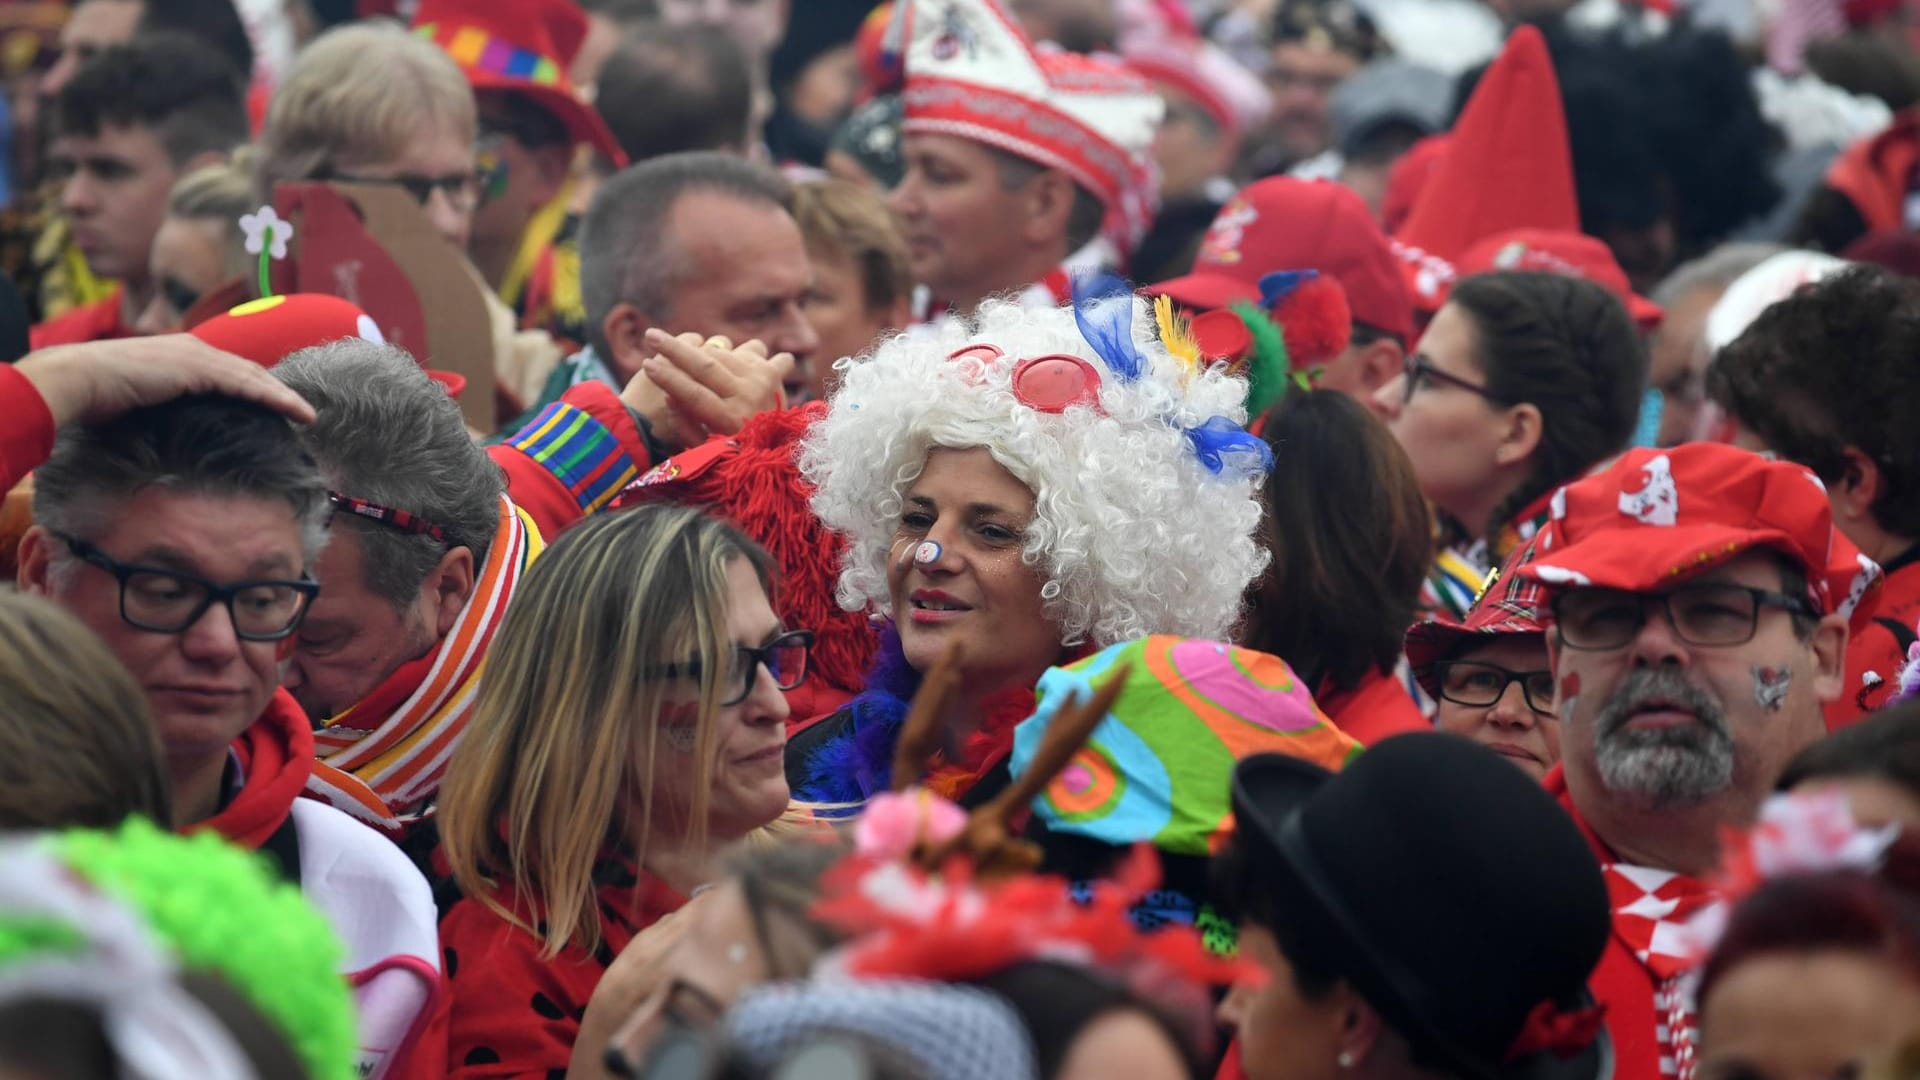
[893, 0, 1163, 255]
[1392, 26, 1580, 313]
[1230, 734, 1612, 1079]
[1150, 177, 1413, 340]
[1516, 444, 1882, 622]
[1404, 541, 1550, 702]
[189, 294, 467, 398]
[415, 0, 627, 166]
[1454, 229, 1664, 331]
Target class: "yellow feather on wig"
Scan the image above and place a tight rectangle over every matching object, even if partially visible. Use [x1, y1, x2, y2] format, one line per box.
[1153, 294, 1202, 378]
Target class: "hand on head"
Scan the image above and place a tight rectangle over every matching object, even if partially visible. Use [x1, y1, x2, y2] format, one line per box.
[18, 335, 316, 427]
[618, 330, 797, 453]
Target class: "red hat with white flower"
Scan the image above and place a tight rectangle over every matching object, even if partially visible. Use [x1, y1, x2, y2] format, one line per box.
[190, 293, 468, 399]
[892, 0, 1163, 256]
[1515, 445, 1881, 621]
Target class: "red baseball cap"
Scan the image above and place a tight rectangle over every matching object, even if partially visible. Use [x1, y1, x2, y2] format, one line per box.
[191, 294, 467, 398]
[1148, 177, 1414, 341]
[1515, 445, 1882, 621]
[1405, 541, 1551, 701]
[1455, 229, 1665, 332]
[414, 0, 627, 167]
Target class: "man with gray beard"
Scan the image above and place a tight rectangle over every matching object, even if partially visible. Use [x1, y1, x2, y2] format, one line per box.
[1513, 442, 1868, 1079]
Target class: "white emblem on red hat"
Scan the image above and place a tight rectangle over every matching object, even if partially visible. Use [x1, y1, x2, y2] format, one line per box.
[1530, 564, 1591, 586]
[898, 0, 1163, 255]
[1197, 197, 1256, 266]
[1618, 454, 1679, 527]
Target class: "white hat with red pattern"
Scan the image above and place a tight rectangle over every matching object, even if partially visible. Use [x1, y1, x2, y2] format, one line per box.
[894, 0, 1164, 256]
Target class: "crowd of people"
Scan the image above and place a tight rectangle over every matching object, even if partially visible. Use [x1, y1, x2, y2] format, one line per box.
[0, 0, 1919, 1077]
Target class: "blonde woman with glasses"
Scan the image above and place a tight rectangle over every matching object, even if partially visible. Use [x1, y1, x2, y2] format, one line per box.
[437, 503, 814, 1079]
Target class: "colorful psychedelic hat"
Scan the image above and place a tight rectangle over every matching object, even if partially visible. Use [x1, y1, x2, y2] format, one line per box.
[1009, 635, 1361, 859]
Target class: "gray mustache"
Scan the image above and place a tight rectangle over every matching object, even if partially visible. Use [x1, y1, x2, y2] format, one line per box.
[1595, 667, 1728, 741]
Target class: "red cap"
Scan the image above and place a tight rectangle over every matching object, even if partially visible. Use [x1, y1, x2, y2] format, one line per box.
[414, 0, 627, 166]
[1454, 229, 1665, 331]
[1515, 445, 1882, 621]
[1405, 542, 1550, 701]
[190, 294, 467, 398]
[1149, 177, 1413, 341]
[1393, 26, 1579, 313]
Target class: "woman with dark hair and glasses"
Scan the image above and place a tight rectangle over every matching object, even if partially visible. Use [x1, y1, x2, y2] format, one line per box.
[437, 504, 821, 1079]
[1372, 271, 1649, 620]
[1406, 543, 1559, 779]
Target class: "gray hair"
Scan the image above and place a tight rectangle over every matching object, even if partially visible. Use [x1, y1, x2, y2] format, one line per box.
[272, 340, 504, 611]
[1650, 242, 1789, 308]
[33, 396, 329, 572]
[580, 150, 791, 361]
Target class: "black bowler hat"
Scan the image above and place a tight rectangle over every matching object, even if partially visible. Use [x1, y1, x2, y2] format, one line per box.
[1229, 733, 1614, 1080]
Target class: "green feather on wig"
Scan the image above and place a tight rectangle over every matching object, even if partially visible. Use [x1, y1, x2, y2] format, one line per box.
[0, 818, 356, 1080]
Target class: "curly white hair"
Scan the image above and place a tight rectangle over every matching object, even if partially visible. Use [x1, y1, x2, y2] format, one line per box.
[798, 296, 1269, 648]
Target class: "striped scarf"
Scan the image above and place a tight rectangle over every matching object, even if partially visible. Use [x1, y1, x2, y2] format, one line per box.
[305, 496, 544, 832]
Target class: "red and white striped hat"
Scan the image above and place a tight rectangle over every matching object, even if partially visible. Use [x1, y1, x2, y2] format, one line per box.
[893, 0, 1163, 256]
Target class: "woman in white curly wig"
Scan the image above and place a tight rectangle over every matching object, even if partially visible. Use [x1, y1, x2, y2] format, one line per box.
[783, 285, 1272, 811]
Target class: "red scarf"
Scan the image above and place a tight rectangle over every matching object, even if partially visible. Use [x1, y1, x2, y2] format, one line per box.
[1545, 767, 1716, 1080]
[189, 689, 316, 850]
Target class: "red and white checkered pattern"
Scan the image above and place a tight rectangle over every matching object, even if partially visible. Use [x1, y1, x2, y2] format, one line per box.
[1605, 863, 1715, 1079]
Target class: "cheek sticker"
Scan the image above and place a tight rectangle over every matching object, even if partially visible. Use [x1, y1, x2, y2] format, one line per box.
[1751, 665, 1791, 713]
[1558, 671, 1581, 723]
[659, 701, 701, 754]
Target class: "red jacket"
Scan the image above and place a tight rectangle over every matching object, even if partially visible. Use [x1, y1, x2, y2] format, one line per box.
[29, 287, 135, 350]
[0, 364, 53, 495]
[1544, 766, 1678, 1080]
[441, 867, 686, 1078]
[1315, 668, 1431, 747]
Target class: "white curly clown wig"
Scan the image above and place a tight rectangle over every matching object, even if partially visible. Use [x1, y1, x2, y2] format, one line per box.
[798, 293, 1271, 648]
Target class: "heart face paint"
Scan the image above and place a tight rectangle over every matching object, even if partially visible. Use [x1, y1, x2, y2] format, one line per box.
[1751, 665, 1791, 713]
[659, 700, 701, 753]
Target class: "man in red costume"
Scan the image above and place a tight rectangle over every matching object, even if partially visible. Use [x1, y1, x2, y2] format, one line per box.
[13, 334, 442, 1079]
[1708, 265, 1920, 726]
[1515, 443, 1873, 1077]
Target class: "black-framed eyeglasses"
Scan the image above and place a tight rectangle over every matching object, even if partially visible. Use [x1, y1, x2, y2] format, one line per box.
[57, 533, 318, 641]
[324, 169, 482, 212]
[1433, 660, 1556, 714]
[1402, 352, 1504, 405]
[645, 630, 815, 706]
[1552, 583, 1814, 651]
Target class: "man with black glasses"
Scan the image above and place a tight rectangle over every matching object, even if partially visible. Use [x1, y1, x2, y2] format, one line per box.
[13, 355, 443, 1078]
[1511, 442, 1871, 1080]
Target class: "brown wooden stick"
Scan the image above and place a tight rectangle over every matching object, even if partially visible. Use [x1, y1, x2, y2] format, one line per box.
[889, 639, 965, 793]
[979, 662, 1130, 823]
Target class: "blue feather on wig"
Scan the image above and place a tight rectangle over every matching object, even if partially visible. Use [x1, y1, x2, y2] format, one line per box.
[1071, 272, 1147, 382]
[1184, 415, 1274, 476]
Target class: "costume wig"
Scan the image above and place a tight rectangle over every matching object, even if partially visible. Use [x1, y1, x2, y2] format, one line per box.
[799, 295, 1269, 647]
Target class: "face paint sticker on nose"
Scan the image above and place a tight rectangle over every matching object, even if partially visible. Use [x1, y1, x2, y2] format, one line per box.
[660, 700, 701, 753]
[912, 541, 942, 566]
[1751, 665, 1791, 712]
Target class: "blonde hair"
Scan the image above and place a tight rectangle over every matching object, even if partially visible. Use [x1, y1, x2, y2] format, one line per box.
[791, 178, 913, 317]
[438, 505, 778, 958]
[254, 21, 476, 199]
[0, 592, 171, 829]
[168, 147, 258, 282]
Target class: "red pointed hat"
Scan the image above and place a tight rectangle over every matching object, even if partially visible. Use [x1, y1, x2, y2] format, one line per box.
[190, 294, 467, 398]
[1392, 25, 1579, 313]
[1514, 445, 1882, 622]
[895, 0, 1163, 256]
[414, 0, 627, 166]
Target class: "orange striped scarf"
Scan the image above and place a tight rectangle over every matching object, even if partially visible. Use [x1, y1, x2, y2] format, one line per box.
[305, 496, 544, 833]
